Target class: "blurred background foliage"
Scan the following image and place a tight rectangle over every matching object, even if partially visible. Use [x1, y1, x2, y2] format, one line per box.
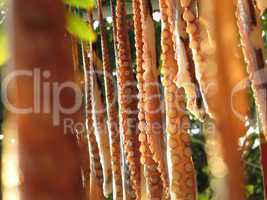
[0, 1, 266, 200]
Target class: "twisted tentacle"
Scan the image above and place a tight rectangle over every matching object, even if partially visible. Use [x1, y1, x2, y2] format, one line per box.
[140, 0, 169, 191]
[91, 69, 112, 197]
[96, 0, 123, 199]
[178, 0, 218, 117]
[111, 0, 136, 197]
[159, 0, 197, 199]
[166, 0, 206, 121]
[110, 0, 118, 55]
[82, 41, 105, 200]
[132, 0, 164, 199]
[116, 0, 141, 198]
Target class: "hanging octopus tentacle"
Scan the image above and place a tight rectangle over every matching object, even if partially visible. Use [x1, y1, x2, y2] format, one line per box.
[166, 0, 206, 121]
[96, 0, 123, 199]
[116, 0, 141, 199]
[177, 0, 217, 116]
[91, 65, 113, 197]
[177, 1, 249, 199]
[255, 0, 267, 14]
[169, 2, 225, 199]
[210, 0, 249, 199]
[140, 0, 169, 191]
[236, 0, 267, 137]
[236, 0, 267, 198]
[84, 8, 112, 198]
[159, 0, 197, 199]
[132, 0, 164, 199]
[110, 0, 118, 56]
[82, 40, 105, 200]
[109, 4, 134, 197]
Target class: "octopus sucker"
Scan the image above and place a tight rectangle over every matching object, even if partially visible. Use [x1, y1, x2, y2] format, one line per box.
[159, 0, 197, 199]
[96, 0, 123, 199]
[166, 0, 206, 121]
[178, 0, 249, 199]
[132, 0, 165, 199]
[178, 0, 217, 117]
[116, 0, 141, 198]
[81, 40, 105, 200]
[140, 0, 169, 189]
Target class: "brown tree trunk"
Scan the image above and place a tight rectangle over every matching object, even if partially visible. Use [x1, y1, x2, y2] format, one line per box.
[10, 0, 85, 199]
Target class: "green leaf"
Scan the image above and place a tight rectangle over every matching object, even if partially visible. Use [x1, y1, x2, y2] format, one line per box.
[66, 13, 97, 42]
[246, 185, 255, 196]
[198, 193, 209, 200]
[261, 9, 267, 31]
[0, 31, 8, 65]
[263, 32, 267, 48]
[63, 0, 95, 9]
[262, 9, 267, 21]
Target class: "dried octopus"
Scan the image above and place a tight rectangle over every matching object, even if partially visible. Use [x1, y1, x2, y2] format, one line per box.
[96, 0, 123, 199]
[175, 0, 216, 116]
[82, 40, 105, 200]
[90, 61, 112, 197]
[110, 0, 137, 198]
[116, 0, 141, 198]
[164, 1, 224, 199]
[255, 0, 267, 13]
[235, 0, 267, 197]
[132, 0, 158, 198]
[86, 12, 113, 196]
[236, 0, 267, 137]
[140, 0, 169, 190]
[159, 0, 197, 199]
[213, 1, 250, 199]
[132, 0, 166, 199]
[166, 0, 206, 121]
[177, 0, 249, 199]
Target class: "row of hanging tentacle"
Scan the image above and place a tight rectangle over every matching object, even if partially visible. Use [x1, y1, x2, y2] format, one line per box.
[68, 0, 267, 200]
